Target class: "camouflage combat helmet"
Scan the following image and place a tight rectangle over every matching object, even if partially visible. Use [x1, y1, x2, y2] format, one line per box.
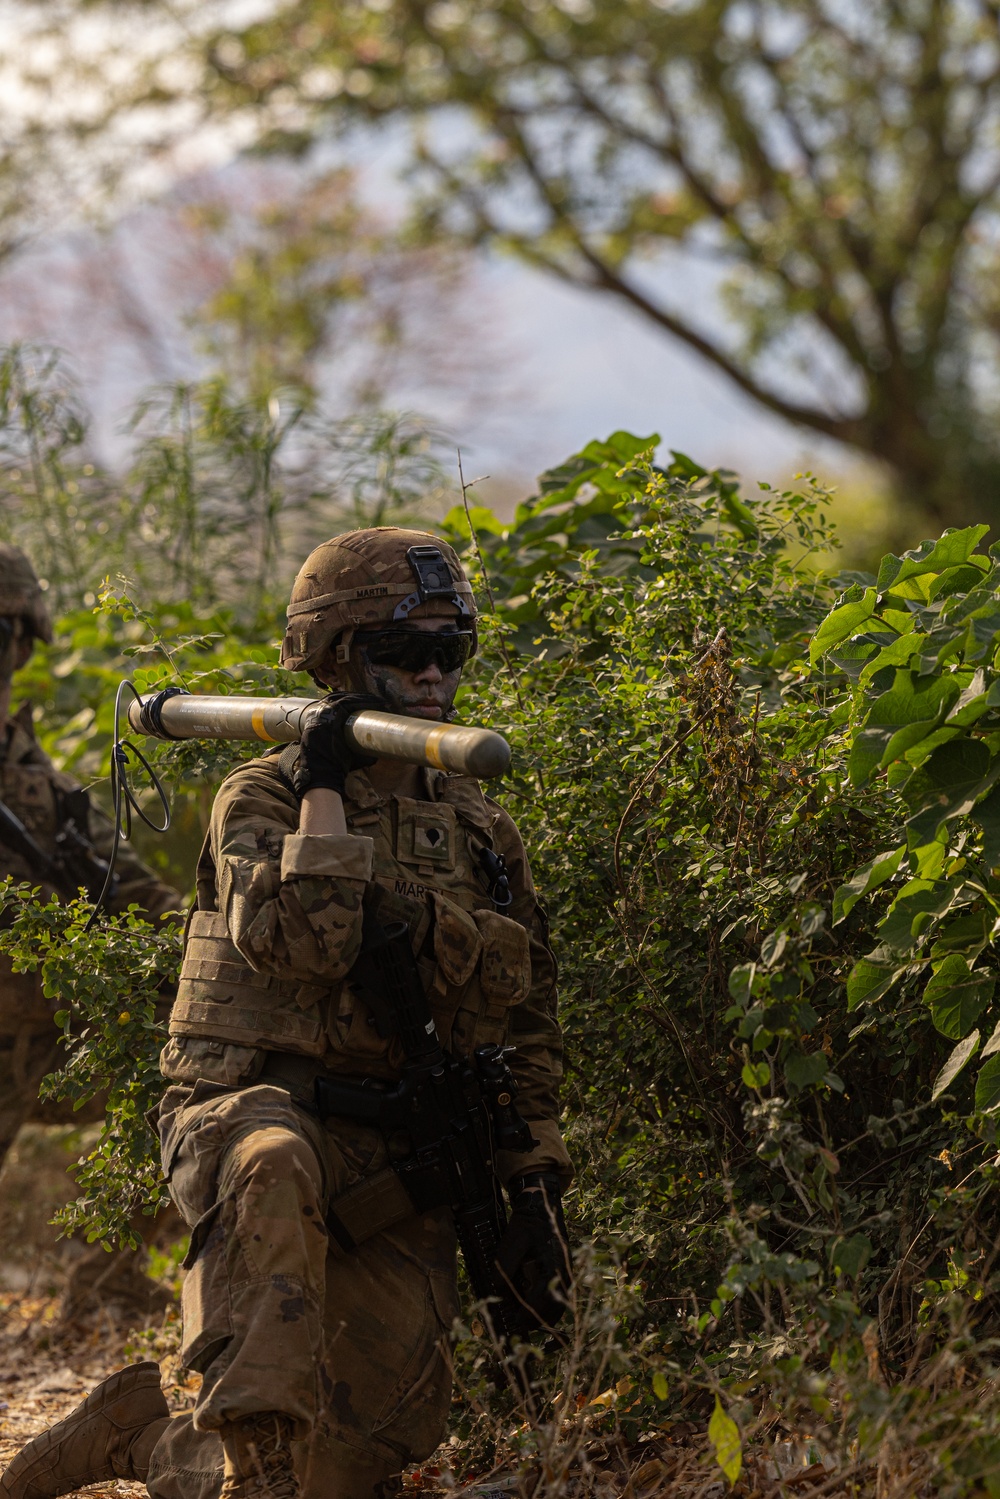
[0, 544, 52, 643]
[281, 528, 477, 676]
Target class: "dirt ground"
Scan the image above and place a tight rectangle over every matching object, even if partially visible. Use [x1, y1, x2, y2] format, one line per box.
[0, 1296, 198, 1499]
[0, 1124, 194, 1498]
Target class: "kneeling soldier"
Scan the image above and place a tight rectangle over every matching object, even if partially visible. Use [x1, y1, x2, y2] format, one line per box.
[1, 528, 572, 1499]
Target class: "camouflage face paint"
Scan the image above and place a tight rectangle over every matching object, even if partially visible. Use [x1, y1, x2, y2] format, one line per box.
[360, 659, 462, 722]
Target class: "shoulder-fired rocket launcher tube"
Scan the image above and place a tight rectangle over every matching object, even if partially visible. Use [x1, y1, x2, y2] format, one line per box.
[126, 692, 512, 779]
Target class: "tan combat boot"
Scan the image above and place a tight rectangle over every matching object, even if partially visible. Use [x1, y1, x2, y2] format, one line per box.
[220, 1413, 300, 1499]
[0, 1360, 170, 1499]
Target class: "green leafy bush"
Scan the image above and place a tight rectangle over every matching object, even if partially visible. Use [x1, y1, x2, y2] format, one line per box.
[0, 887, 181, 1247]
[447, 445, 1000, 1395]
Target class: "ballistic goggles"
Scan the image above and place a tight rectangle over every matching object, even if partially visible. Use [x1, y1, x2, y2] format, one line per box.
[354, 628, 474, 675]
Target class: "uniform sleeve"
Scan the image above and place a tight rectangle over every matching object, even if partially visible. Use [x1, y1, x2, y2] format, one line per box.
[490, 806, 574, 1189]
[210, 763, 372, 985]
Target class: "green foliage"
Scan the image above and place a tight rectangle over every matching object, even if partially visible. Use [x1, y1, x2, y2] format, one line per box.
[0, 345, 451, 617]
[0, 882, 181, 1248]
[447, 442, 863, 1332]
[810, 524, 1000, 1124]
[445, 437, 1000, 1402]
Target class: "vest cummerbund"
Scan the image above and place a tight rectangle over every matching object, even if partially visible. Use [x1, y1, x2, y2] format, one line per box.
[171, 909, 329, 1056]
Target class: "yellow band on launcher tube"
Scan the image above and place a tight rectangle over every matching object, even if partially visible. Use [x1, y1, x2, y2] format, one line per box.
[251, 706, 277, 742]
[422, 726, 448, 771]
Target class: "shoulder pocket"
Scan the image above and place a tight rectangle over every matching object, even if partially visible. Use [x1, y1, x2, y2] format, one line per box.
[473, 909, 531, 1007]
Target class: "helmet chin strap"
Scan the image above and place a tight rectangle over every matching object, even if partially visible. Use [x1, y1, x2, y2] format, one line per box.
[345, 654, 381, 698]
[329, 639, 390, 703]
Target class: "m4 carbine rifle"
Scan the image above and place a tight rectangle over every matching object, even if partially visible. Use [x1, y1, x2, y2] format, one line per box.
[0, 788, 116, 905]
[316, 908, 535, 1342]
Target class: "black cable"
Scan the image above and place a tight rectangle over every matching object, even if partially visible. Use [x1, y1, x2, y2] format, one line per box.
[83, 680, 172, 932]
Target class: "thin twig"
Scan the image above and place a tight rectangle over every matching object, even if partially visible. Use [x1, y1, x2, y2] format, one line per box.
[612, 714, 707, 895]
[729, 688, 762, 875]
[457, 447, 528, 717]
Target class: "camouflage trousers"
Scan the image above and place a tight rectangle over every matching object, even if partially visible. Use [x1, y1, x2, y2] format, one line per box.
[146, 1080, 459, 1499]
[0, 1020, 63, 1169]
[0, 993, 172, 1322]
[0, 949, 76, 1170]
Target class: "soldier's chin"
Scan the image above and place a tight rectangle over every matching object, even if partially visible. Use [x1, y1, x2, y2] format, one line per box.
[405, 702, 445, 720]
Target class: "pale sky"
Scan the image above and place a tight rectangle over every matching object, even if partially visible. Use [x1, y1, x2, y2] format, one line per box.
[0, 202, 853, 502]
[407, 253, 849, 494]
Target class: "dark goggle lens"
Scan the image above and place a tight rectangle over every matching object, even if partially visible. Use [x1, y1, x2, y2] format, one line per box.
[356, 630, 473, 674]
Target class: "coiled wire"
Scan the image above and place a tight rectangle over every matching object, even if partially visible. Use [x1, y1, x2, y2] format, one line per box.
[84, 680, 172, 931]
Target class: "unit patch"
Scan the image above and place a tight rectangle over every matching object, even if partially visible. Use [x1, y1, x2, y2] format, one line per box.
[396, 798, 457, 871]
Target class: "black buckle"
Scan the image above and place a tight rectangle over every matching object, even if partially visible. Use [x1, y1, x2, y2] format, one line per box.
[406, 545, 455, 600]
[478, 847, 512, 909]
[137, 685, 190, 739]
[394, 545, 472, 622]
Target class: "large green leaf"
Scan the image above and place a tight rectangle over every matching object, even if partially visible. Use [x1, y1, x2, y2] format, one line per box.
[878, 881, 960, 953]
[830, 1233, 873, 1278]
[975, 1054, 1000, 1113]
[930, 910, 991, 962]
[784, 1050, 829, 1092]
[833, 846, 904, 925]
[741, 1061, 770, 1089]
[929, 564, 995, 601]
[973, 784, 1000, 868]
[876, 527, 990, 593]
[846, 953, 898, 1011]
[848, 669, 962, 786]
[857, 631, 925, 689]
[946, 668, 990, 727]
[904, 740, 1000, 847]
[981, 1017, 1000, 1059]
[931, 1031, 981, 1100]
[827, 640, 877, 681]
[924, 956, 995, 1039]
[963, 607, 1000, 661]
[809, 586, 876, 665]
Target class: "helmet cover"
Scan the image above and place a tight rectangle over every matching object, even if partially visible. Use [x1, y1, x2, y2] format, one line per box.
[0, 544, 52, 644]
[281, 527, 477, 676]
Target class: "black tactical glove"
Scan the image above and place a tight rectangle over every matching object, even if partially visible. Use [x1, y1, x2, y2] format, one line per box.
[495, 1172, 571, 1335]
[292, 693, 383, 798]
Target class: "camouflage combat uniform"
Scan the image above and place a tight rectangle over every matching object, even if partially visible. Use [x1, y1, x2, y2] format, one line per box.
[0, 703, 181, 1170]
[143, 748, 571, 1499]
